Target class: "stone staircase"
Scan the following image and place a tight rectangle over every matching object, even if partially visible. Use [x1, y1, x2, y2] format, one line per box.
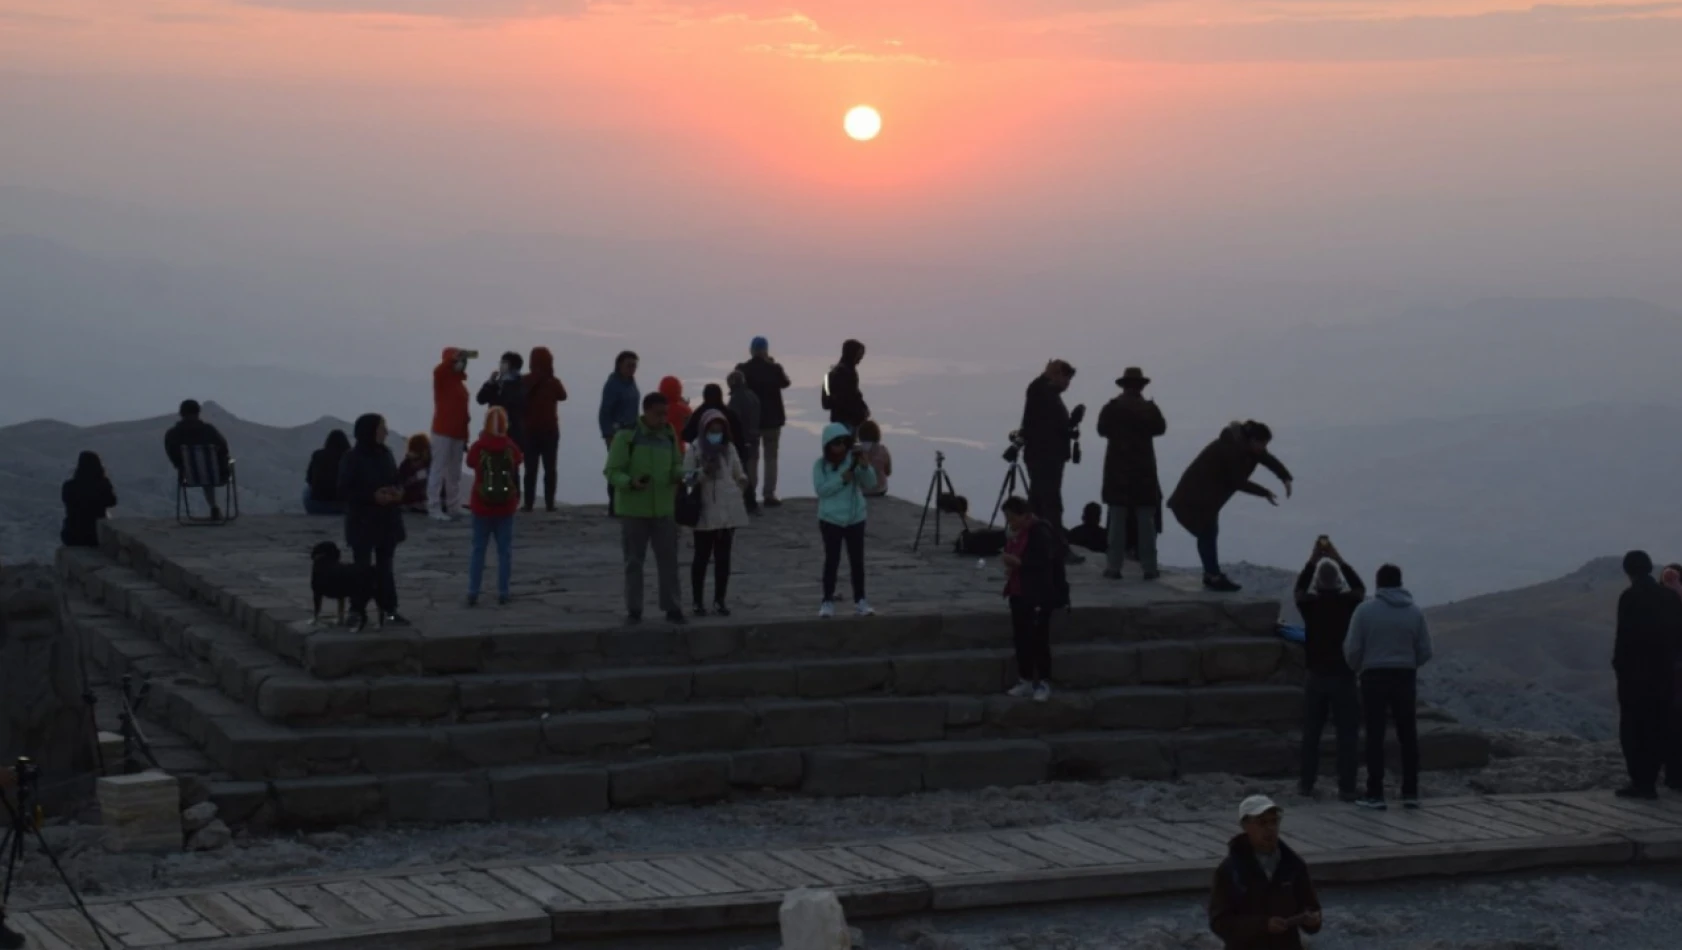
[57, 514, 1489, 829]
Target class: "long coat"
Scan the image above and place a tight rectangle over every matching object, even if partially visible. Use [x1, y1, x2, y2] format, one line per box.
[1168, 423, 1293, 536]
[1096, 393, 1166, 510]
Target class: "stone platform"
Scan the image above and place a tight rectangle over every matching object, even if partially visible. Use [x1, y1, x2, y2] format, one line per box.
[58, 499, 1488, 827]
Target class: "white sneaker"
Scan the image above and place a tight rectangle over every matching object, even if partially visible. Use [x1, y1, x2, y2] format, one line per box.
[429, 511, 451, 523]
[854, 599, 875, 617]
[818, 600, 836, 619]
[1006, 680, 1034, 698]
[1033, 682, 1052, 703]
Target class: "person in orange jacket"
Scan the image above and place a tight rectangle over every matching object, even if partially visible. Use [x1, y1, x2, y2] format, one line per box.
[429, 347, 474, 521]
[659, 376, 692, 450]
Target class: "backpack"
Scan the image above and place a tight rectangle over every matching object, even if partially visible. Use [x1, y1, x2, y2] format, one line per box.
[477, 448, 517, 506]
[820, 370, 833, 411]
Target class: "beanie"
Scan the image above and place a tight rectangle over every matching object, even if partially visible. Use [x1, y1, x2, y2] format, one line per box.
[751, 336, 769, 353]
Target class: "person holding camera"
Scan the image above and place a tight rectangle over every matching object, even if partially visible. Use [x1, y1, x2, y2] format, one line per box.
[605, 392, 687, 625]
[1293, 537, 1365, 801]
[1168, 420, 1293, 592]
[429, 347, 475, 521]
[1018, 359, 1083, 562]
[477, 351, 529, 456]
[824, 339, 870, 431]
[1097, 366, 1166, 580]
[814, 422, 879, 618]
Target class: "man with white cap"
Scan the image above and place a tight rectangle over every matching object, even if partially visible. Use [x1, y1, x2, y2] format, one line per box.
[1209, 795, 1323, 949]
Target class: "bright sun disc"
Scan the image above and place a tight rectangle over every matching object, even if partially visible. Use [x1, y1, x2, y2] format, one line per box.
[844, 105, 882, 142]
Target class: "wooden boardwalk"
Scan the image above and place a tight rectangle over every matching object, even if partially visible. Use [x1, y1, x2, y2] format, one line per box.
[13, 790, 1682, 948]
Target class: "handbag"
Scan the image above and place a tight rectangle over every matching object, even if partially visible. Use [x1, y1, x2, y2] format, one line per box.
[675, 480, 704, 528]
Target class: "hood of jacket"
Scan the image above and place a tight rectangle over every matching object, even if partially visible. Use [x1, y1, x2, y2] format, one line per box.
[352, 413, 384, 448]
[821, 422, 854, 447]
[529, 346, 554, 378]
[659, 376, 686, 403]
[1375, 588, 1415, 608]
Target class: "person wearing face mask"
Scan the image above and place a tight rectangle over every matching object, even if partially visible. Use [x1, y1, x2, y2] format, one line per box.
[813, 423, 879, 618]
[854, 420, 892, 499]
[681, 383, 747, 456]
[477, 351, 528, 460]
[683, 410, 750, 616]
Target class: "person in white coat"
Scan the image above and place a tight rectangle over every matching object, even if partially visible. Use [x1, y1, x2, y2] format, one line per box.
[684, 409, 749, 616]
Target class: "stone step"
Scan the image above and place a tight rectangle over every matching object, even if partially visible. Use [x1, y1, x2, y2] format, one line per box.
[64, 547, 1279, 678]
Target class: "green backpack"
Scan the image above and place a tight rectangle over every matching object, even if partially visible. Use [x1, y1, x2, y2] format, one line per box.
[477, 448, 517, 506]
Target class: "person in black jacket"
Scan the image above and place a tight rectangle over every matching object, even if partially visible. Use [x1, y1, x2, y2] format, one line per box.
[1613, 550, 1682, 799]
[163, 399, 230, 519]
[61, 451, 117, 547]
[823, 339, 870, 430]
[337, 413, 409, 631]
[999, 496, 1069, 703]
[1017, 359, 1081, 561]
[1292, 538, 1365, 801]
[477, 352, 528, 458]
[680, 383, 747, 456]
[1096, 367, 1166, 580]
[1208, 796, 1322, 950]
[303, 429, 351, 515]
[1168, 421, 1294, 593]
[735, 337, 791, 506]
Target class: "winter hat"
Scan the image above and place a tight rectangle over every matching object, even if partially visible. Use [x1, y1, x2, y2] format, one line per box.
[483, 405, 509, 438]
[1313, 558, 1344, 592]
[751, 336, 769, 353]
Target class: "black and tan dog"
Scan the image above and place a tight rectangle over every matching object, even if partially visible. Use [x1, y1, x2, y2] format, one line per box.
[310, 541, 372, 625]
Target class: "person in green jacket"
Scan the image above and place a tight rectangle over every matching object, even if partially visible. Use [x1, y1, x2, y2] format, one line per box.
[605, 392, 687, 624]
[813, 421, 879, 619]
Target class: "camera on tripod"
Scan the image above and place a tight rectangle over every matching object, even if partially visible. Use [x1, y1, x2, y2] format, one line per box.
[1005, 403, 1087, 464]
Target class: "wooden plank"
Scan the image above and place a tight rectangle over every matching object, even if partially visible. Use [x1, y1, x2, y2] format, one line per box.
[449, 871, 539, 911]
[1500, 800, 1608, 836]
[914, 836, 1029, 874]
[131, 897, 226, 941]
[1356, 810, 1470, 844]
[878, 839, 987, 875]
[650, 857, 747, 895]
[275, 884, 378, 929]
[1133, 820, 1225, 859]
[943, 833, 1058, 871]
[613, 859, 707, 898]
[1079, 824, 1185, 862]
[847, 844, 948, 879]
[1530, 798, 1653, 832]
[1432, 804, 1537, 841]
[182, 893, 273, 937]
[408, 873, 500, 914]
[1577, 795, 1682, 826]
[529, 863, 632, 903]
[483, 866, 579, 907]
[1029, 827, 1140, 866]
[1165, 819, 1244, 853]
[1315, 810, 1432, 847]
[1456, 801, 1559, 837]
[1113, 821, 1214, 861]
[570, 861, 667, 901]
[34, 909, 108, 950]
[87, 904, 176, 948]
[766, 849, 863, 886]
[990, 830, 1101, 868]
[6, 913, 76, 950]
[227, 888, 323, 932]
[689, 854, 783, 892]
[365, 877, 456, 917]
[799, 848, 902, 883]
[721, 850, 826, 889]
[1288, 815, 1374, 851]
[320, 879, 419, 922]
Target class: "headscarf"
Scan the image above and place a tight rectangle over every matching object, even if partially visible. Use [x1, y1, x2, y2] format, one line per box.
[697, 409, 729, 475]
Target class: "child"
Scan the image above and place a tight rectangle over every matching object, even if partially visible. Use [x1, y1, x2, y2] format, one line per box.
[397, 433, 432, 513]
[465, 407, 524, 606]
[855, 420, 892, 499]
[1067, 502, 1109, 554]
[813, 423, 879, 618]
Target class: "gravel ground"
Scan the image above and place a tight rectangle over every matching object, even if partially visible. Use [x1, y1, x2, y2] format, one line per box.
[9, 731, 1626, 907]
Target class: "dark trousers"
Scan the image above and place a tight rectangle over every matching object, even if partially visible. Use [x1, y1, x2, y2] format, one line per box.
[820, 520, 866, 602]
[1667, 665, 1682, 788]
[523, 430, 559, 508]
[1008, 595, 1052, 683]
[1195, 519, 1221, 576]
[350, 539, 398, 616]
[692, 528, 735, 606]
[1618, 673, 1673, 790]
[1025, 456, 1066, 535]
[1361, 669, 1419, 799]
[1302, 672, 1360, 795]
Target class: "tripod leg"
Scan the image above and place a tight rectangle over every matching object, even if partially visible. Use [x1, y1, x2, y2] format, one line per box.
[989, 468, 1015, 529]
[913, 468, 940, 552]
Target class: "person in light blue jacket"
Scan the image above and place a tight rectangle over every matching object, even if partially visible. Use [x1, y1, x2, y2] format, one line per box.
[813, 422, 878, 619]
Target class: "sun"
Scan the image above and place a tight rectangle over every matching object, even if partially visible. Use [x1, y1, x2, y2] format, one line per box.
[844, 105, 882, 142]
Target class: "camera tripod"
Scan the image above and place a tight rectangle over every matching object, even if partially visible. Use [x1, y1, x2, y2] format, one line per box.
[1, 758, 112, 950]
[116, 675, 160, 775]
[913, 453, 971, 552]
[986, 458, 1031, 529]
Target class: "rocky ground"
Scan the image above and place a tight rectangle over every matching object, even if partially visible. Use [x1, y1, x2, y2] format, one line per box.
[9, 730, 1624, 907]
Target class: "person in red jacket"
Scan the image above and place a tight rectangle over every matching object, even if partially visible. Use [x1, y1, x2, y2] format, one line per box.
[522, 346, 568, 512]
[429, 347, 475, 521]
[465, 406, 524, 606]
[659, 376, 692, 450]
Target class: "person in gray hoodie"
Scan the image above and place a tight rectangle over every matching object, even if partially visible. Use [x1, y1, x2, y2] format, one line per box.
[1343, 563, 1433, 811]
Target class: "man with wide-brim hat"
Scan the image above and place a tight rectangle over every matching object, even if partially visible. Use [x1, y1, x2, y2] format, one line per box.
[1209, 795, 1323, 949]
[1095, 366, 1166, 581]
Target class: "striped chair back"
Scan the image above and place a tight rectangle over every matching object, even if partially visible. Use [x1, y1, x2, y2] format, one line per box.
[181, 444, 227, 488]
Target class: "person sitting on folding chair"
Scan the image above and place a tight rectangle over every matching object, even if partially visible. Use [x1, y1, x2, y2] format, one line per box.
[164, 399, 233, 522]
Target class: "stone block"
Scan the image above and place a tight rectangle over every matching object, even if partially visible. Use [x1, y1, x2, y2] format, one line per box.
[586, 668, 693, 705]
[920, 740, 1050, 791]
[684, 625, 745, 662]
[1089, 687, 1189, 731]
[457, 675, 558, 715]
[891, 652, 1009, 695]
[490, 765, 610, 820]
[600, 627, 682, 661]
[368, 678, 458, 720]
[982, 694, 1093, 733]
[779, 888, 850, 950]
[306, 633, 414, 679]
[730, 749, 804, 789]
[1188, 685, 1299, 727]
[447, 721, 543, 767]
[181, 801, 218, 834]
[97, 772, 182, 853]
[1052, 644, 1140, 688]
[1047, 732, 1174, 780]
[254, 677, 333, 722]
[186, 819, 232, 852]
[384, 772, 492, 822]
[939, 612, 1014, 649]
[693, 663, 797, 699]
[272, 775, 383, 827]
[802, 748, 924, 797]
[1136, 642, 1197, 684]
[354, 728, 452, 774]
[752, 700, 848, 747]
[652, 704, 757, 752]
[609, 754, 731, 806]
[946, 697, 985, 728]
[1174, 731, 1295, 778]
[543, 710, 654, 755]
[1200, 639, 1284, 684]
[208, 781, 271, 827]
[1414, 727, 1492, 771]
[416, 633, 489, 674]
[795, 659, 892, 698]
[846, 698, 948, 742]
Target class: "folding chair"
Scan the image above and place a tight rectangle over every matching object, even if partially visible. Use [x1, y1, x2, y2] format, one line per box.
[176, 444, 239, 526]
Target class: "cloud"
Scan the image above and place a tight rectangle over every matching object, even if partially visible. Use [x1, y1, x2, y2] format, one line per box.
[238, 0, 598, 18]
[745, 41, 943, 65]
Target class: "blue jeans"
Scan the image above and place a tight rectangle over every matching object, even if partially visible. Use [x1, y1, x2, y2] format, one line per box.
[302, 487, 343, 516]
[1195, 518, 1220, 576]
[469, 515, 514, 599]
